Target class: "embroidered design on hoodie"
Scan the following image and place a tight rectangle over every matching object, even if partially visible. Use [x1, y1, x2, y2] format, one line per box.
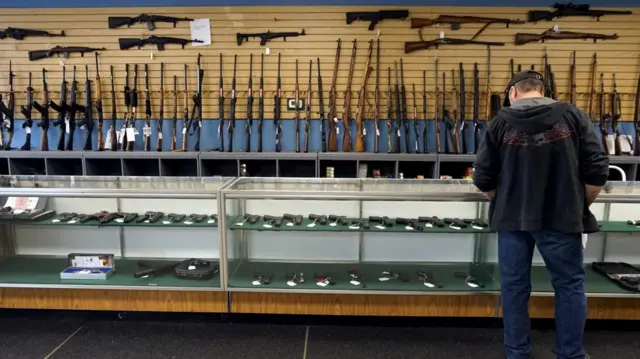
[503, 122, 572, 147]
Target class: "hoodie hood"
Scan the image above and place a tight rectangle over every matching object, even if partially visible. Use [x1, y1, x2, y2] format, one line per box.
[500, 97, 569, 134]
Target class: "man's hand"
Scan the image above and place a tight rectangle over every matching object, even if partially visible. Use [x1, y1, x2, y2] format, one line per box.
[483, 190, 495, 200]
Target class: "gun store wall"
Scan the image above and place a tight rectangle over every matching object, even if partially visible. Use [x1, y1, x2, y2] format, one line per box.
[0, 4, 639, 320]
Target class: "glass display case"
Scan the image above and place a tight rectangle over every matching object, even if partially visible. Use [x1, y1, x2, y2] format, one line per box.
[0, 175, 232, 291]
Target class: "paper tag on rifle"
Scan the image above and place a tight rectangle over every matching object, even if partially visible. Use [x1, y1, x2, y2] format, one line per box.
[105, 132, 112, 149]
[158, 133, 163, 139]
[362, 128, 367, 136]
[619, 135, 632, 154]
[126, 128, 136, 141]
[336, 127, 340, 135]
[376, 128, 380, 136]
[65, 119, 70, 134]
[606, 135, 616, 155]
[118, 129, 125, 144]
[143, 125, 151, 137]
[183, 127, 187, 135]
[397, 129, 401, 137]
[25, 127, 31, 134]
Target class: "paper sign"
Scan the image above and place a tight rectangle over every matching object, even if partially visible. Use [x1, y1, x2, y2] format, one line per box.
[190, 18, 211, 46]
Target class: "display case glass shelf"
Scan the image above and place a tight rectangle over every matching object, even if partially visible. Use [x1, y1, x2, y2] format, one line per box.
[32, 214, 218, 228]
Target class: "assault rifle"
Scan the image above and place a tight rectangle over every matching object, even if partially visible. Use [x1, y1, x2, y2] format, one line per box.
[33, 69, 50, 151]
[405, 37, 505, 54]
[0, 27, 64, 40]
[528, 3, 632, 23]
[236, 30, 305, 46]
[246, 54, 254, 153]
[120, 64, 131, 150]
[79, 65, 93, 151]
[355, 40, 373, 153]
[119, 36, 202, 51]
[109, 66, 117, 151]
[65, 66, 79, 151]
[515, 28, 618, 45]
[410, 15, 524, 40]
[126, 65, 138, 152]
[317, 57, 326, 152]
[228, 54, 237, 152]
[51, 66, 67, 151]
[274, 53, 282, 153]
[373, 38, 380, 153]
[327, 39, 341, 152]
[29, 46, 105, 61]
[294, 60, 301, 153]
[342, 40, 357, 152]
[108, 14, 193, 30]
[20, 72, 34, 151]
[346, 10, 409, 30]
[95, 54, 104, 150]
[143, 64, 152, 151]
[0, 62, 15, 149]
[217, 55, 225, 152]
[304, 60, 312, 153]
[257, 54, 265, 153]
[192, 54, 204, 151]
[157, 63, 164, 151]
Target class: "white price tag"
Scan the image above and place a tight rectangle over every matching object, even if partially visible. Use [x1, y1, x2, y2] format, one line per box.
[143, 125, 151, 137]
[182, 128, 187, 134]
[25, 127, 31, 134]
[336, 127, 340, 135]
[65, 119, 70, 133]
[118, 129, 125, 144]
[397, 129, 401, 137]
[158, 132, 163, 139]
[376, 128, 380, 136]
[362, 128, 367, 136]
[126, 128, 135, 141]
[104, 132, 112, 149]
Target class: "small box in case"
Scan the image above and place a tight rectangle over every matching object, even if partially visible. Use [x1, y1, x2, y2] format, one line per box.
[60, 253, 115, 280]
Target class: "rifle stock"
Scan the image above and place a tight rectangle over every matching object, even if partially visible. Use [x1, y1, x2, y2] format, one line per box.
[355, 40, 373, 153]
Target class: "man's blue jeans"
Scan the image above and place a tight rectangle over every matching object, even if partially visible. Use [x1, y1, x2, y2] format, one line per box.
[498, 231, 587, 359]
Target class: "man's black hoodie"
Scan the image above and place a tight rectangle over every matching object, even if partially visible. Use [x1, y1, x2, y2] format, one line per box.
[473, 97, 609, 234]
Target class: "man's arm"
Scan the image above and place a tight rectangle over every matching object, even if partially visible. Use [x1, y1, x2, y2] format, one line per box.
[577, 111, 609, 205]
[473, 121, 500, 195]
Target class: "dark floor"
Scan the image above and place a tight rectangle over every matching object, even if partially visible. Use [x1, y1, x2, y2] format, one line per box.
[1, 313, 639, 359]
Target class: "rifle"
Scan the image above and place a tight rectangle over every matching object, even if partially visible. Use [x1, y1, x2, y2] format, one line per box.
[400, 59, 410, 153]
[373, 38, 380, 153]
[119, 36, 202, 51]
[451, 70, 461, 154]
[246, 54, 254, 153]
[228, 54, 237, 152]
[588, 54, 597, 124]
[355, 40, 373, 153]
[599, 72, 609, 155]
[92, 55, 104, 151]
[515, 28, 618, 46]
[50, 66, 67, 151]
[393, 61, 402, 154]
[120, 64, 131, 151]
[317, 57, 326, 153]
[405, 37, 505, 54]
[611, 74, 622, 156]
[412, 83, 419, 153]
[485, 47, 492, 124]
[192, 54, 204, 151]
[236, 30, 305, 46]
[157, 63, 164, 151]
[274, 53, 282, 153]
[217, 55, 225, 152]
[459, 63, 468, 154]
[0, 63, 15, 150]
[294, 59, 301, 153]
[473, 63, 480, 154]
[327, 39, 341, 152]
[171, 75, 178, 151]
[126, 64, 138, 152]
[634, 72, 640, 156]
[0, 27, 64, 40]
[65, 66, 79, 151]
[143, 64, 152, 151]
[28, 46, 105, 61]
[33, 69, 49, 151]
[108, 14, 193, 30]
[528, 3, 632, 23]
[346, 10, 409, 30]
[108, 66, 117, 151]
[181, 65, 189, 151]
[258, 54, 265, 153]
[410, 15, 524, 41]
[79, 64, 93, 151]
[422, 70, 428, 154]
[570, 51, 577, 105]
[20, 72, 33, 151]
[386, 67, 393, 153]
[342, 39, 357, 152]
[442, 72, 453, 153]
[304, 60, 312, 153]
[434, 58, 441, 154]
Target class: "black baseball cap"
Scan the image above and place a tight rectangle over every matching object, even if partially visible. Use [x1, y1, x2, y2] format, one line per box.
[505, 70, 544, 93]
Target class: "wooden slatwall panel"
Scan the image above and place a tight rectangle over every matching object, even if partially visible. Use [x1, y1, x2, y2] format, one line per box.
[0, 6, 638, 122]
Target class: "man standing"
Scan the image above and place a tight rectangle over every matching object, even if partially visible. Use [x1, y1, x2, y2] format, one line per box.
[473, 71, 609, 359]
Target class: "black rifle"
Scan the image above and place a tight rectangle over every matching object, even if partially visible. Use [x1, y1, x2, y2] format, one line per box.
[317, 57, 326, 152]
[157, 63, 164, 151]
[79, 65, 93, 151]
[20, 72, 34, 151]
[459, 63, 468, 154]
[246, 54, 254, 153]
[528, 3, 632, 23]
[473, 63, 480, 154]
[442, 72, 452, 153]
[95, 54, 104, 151]
[108, 14, 193, 30]
[50, 66, 67, 151]
[373, 39, 380, 153]
[392, 61, 401, 154]
[120, 64, 131, 150]
[65, 66, 79, 151]
[294, 60, 300, 153]
[119, 36, 203, 51]
[109, 66, 117, 151]
[0, 62, 15, 150]
[274, 53, 282, 153]
[29, 46, 105, 61]
[399, 59, 410, 153]
[217, 55, 225, 152]
[126, 65, 138, 152]
[143, 64, 152, 151]
[192, 54, 204, 151]
[434, 58, 440, 153]
[612, 74, 622, 156]
[405, 37, 505, 54]
[171, 75, 177, 151]
[0, 27, 64, 40]
[181, 65, 189, 151]
[422, 70, 428, 153]
[236, 30, 305, 46]
[412, 83, 419, 153]
[258, 54, 264, 153]
[304, 60, 312, 153]
[33, 69, 50, 151]
[346, 10, 409, 30]
[228, 54, 237, 152]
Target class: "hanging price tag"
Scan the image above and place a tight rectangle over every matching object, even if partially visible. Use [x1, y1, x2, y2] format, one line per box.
[376, 128, 380, 136]
[158, 132, 163, 139]
[118, 128, 125, 144]
[183, 128, 187, 135]
[126, 128, 135, 141]
[362, 128, 367, 136]
[25, 127, 31, 134]
[143, 125, 151, 137]
[65, 119, 70, 134]
[105, 132, 112, 149]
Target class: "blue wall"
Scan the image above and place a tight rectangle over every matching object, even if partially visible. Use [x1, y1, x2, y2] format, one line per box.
[0, 0, 637, 7]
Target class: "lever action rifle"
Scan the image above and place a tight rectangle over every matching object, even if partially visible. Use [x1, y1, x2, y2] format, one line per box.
[405, 37, 505, 54]
[236, 30, 305, 46]
[127, 65, 138, 151]
[611, 74, 622, 156]
[181, 65, 189, 151]
[257, 54, 265, 153]
[412, 83, 419, 153]
[192, 54, 204, 151]
[217, 55, 225, 152]
[143, 64, 152, 151]
[434, 58, 440, 154]
[29, 46, 105, 61]
[373, 38, 380, 153]
[422, 70, 428, 153]
[33, 69, 50, 151]
[599, 72, 609, 155]
[108, 14, 193, 30]
[459, 63, 468, 154]
[65, 66, 79, 151]
[0, 62, 15, 150]
[79, 65, 93, 151]
[119, 36, 203, 51]
[515, 28, 618, 46]
[246, 54, 254, 153]
[294, 59, 301, 153]
[95, 55, 104, 150]
[346, 10, 409, 30]
[317, 57, 326, 153]
[393, 61, 402, 154]
[355, 40, 373, 153]
[342, 39, 357, 152]
[274, 53, 283, 153]
[400, 59, 409, 153]
[473, 63, 480, 154]
[0, 27, 65, 40]
[304, 60, 312, 153]
[327, 39, 341, 152]
[386, 67, 393, 153]
[109, 66, 117, 151]
[410, 15, 524, 41]
[50, 66, 67, 151]
[157, 63, 164, 151]
[171, 75, 178, 151]
[20, 72, 34, 151]
[528, 3, 632, 23]
[228, 54, 237, 152]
